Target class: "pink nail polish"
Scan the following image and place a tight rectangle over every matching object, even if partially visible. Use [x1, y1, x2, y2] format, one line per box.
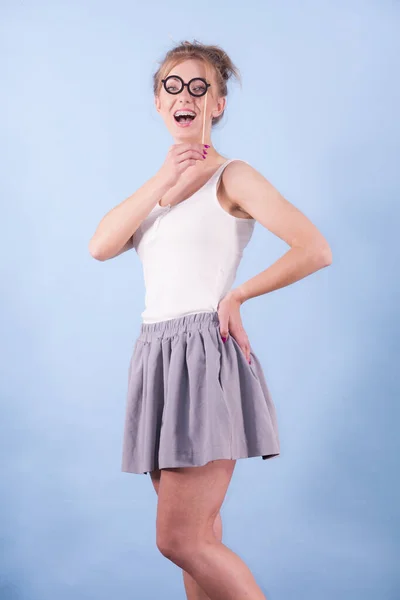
[222, 336, 227, 343]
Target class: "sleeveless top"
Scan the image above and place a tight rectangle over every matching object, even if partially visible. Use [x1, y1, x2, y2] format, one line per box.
[132, 158, 256, 323]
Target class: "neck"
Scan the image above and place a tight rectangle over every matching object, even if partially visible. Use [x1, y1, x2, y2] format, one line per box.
[173, 132, 211, 146]
[199, 148, 221, 167]
[173, 136, 216, 154]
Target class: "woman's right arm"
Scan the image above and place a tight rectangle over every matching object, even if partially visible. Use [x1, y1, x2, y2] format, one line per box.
[88, 143, 207, 261]
[88, 172, 171, 261]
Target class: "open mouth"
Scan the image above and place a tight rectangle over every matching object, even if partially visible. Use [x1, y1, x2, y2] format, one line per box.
[174, 111, 197, 125]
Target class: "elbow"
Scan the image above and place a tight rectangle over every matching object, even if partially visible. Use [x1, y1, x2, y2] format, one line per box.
[316, 244, 333, 267]
[88, 239, 108, 261]
[321, 245, 333, 266]
[304, 241, 332, 268]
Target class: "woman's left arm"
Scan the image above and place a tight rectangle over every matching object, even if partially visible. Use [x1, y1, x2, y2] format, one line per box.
[217, 161, 332, 362]
[226, 160, 332, 302]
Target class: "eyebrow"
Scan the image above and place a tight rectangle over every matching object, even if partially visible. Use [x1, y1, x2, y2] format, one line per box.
[168, 75, 204, 81]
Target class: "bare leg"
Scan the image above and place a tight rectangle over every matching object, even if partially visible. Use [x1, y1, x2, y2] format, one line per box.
[150, 469, 221, 599]
[155, 459, 267, 600]
[182, 512, 223, 600]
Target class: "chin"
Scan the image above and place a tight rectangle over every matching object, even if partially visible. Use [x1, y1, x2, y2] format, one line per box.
[171, 128, 199, 141]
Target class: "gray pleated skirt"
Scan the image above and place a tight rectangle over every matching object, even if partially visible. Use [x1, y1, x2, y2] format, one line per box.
[121, 311, 280, 475]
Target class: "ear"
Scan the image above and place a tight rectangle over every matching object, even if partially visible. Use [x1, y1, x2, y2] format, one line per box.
[212, 96, 226, 119]
[154, 95, 161, 113]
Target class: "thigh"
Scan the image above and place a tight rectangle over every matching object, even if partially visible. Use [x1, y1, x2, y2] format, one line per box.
[149, 468, 161, 494]
[156, 459, 236, 544]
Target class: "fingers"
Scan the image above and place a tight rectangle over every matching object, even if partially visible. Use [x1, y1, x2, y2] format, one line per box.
[172, 143, 209, 163]
[219, 316, 229, 343]
[161, 143, 209, 188]
[177, 150, 206, 164]
[245, 347, 252, 364]
[219, 329, 252, 364]
[237, 342, 251, 364]
[174, 142, 209, 154]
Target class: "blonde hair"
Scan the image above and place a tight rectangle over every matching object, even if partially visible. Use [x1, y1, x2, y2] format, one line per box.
[153, 39, 241, 127]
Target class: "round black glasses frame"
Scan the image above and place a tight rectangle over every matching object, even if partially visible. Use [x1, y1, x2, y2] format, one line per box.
[161, 75, 211, 97]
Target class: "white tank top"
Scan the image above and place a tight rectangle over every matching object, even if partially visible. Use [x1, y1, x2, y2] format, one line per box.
[132, 158, 256, 323]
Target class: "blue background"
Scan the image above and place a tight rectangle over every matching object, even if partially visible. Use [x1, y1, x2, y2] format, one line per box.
[1, 1, 399, 598]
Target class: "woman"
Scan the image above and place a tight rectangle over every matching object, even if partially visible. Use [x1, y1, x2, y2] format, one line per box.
[89, 40, 332, 600]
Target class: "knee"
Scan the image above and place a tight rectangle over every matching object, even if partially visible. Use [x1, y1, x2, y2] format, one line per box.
[213, 511, 223, 541]
[157, 512, 222, 559]
[156, 530, 189, 562]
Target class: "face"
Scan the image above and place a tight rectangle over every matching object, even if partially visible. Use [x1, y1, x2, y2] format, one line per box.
[155, 58, 226, 144]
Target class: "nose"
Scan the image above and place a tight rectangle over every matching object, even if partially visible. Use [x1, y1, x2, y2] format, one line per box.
[177, 96, 194, 110]
[178, 85, 192, 100]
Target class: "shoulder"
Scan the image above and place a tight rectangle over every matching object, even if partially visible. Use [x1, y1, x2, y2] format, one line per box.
[221, 159, 260, 190]
[219, 160, 260, 218]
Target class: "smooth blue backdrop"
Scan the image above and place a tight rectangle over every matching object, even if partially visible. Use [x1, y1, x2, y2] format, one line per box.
[1, 1, 399, 599]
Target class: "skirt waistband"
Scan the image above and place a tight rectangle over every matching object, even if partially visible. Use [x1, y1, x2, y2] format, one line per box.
[139, 311, 220, 342]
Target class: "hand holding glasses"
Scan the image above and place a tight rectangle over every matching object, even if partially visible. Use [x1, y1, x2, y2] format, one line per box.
[161, 75, 211, 144]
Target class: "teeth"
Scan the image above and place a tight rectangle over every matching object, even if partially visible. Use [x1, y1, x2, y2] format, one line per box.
[174, 110, 196, 117]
